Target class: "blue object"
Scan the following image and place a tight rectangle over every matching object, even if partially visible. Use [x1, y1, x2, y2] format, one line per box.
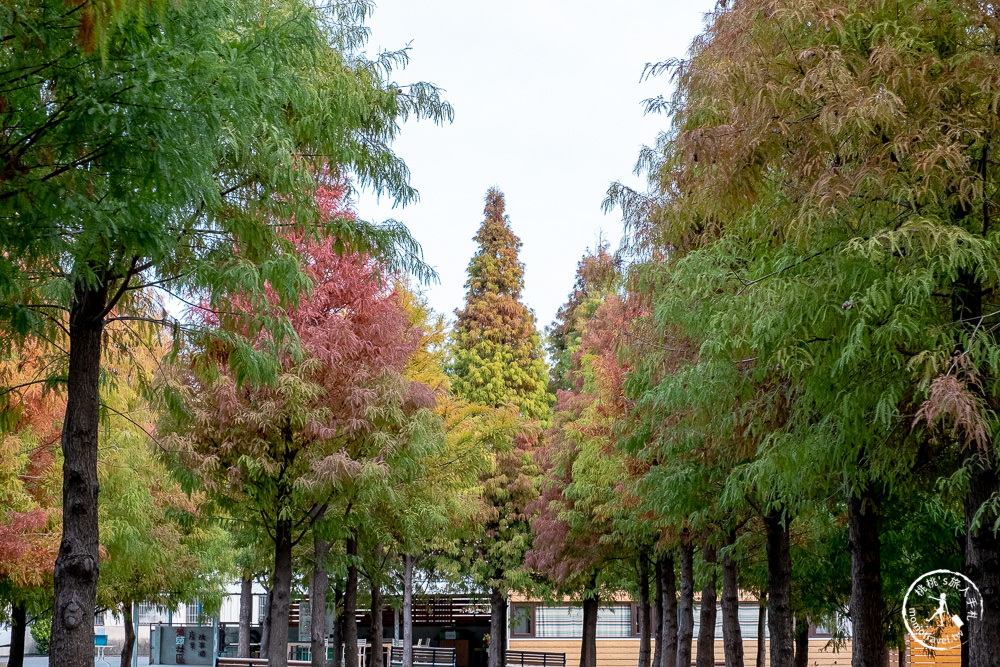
[95, 634, 108, 646]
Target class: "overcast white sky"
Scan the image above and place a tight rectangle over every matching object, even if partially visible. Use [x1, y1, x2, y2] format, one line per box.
[355, 1, 718, 331]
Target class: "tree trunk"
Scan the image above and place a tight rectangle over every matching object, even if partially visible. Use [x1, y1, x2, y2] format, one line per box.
[659, 554, 678, 667]
[332, 585, 344, 667]
[764, 510, 793, 667]
[403, 555, 414, 667]
[639, 553, 652, 667]
[239, 577, 254, 658]
[848, 490, 886, 667]
[52, 283, 107, 667]
[313, 534, 331, 667]
[260, 589, 274, 658]
[268, 517, 294, 667]
[261, 588, 273, 658]
[371, 578, 385, 667]
[581, 590, 598, 667]
[756, 596, 767, 667]
[677, 542, 695, 667]
[654, 558, 664, 667]
[792, 617, 808, 667]
[488, 585, 507, 667]
[120, 602, 135, 667]
[721, 538, 744, 667]
[9, 600, 26, 667]
[696, 545, 718, 667]
[962, 550, 969, 667]
[963, 445, 1000, 667]
[345, 535, 360, 667]
[953, 258, 1000, 667]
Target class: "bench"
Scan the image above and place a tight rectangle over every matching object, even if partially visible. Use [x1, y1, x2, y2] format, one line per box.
[506, 650, 566, 667]
[389, 645, 457, 667]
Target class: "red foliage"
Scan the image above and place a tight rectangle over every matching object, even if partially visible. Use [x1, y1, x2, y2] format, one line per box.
[0, 342, 64, 587]
[187, 177, 425, 479]
[528, 279, 655, 588]
[0, 508, 56, 587]
[292, 241, 419, 435]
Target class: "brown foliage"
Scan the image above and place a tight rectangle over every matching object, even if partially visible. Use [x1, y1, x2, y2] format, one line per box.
[913, 355, 990, 450]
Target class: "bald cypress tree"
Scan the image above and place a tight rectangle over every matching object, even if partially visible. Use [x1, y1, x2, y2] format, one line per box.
[449, 188, 551, 667]
[451, 188, 551, 420]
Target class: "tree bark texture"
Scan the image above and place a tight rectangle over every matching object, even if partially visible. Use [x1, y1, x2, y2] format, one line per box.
[639, 554, 652, 667]
[120, 602, 135, 667]
[581, 593, 598, 667]
[764, 510, 793, 667]
[696, 545, 718, 667]
[313, 536, 331, 667]
[9, 600, 26, 667]
[659, 554, 678, 667]
[677, 542, 695, 667]
[371, 579, 385, 667]
[488, 586, 508, 667]
[756, 596, 767, 667]
[332, 585, 344, 667]
[239, 577, 253, 658]
[51, 284, 107, 667]
[721, 541, 745, 667]
[404, 555, 414, 667]
[654, 558, 664, 667]
[345, 536, 360, 667]
[964, 445, 1000, 667]
[792, 617, 808, 667]
[260, 588, 273, 658]
[268, 518, 294, 667]
[848, 490, 886, 667]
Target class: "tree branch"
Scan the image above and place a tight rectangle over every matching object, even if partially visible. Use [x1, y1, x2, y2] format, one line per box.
[730, 246, 835, 294]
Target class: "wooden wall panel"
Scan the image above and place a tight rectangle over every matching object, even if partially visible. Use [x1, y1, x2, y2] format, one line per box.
[509, 637, 849, 667]
[907, 635, 961, 666]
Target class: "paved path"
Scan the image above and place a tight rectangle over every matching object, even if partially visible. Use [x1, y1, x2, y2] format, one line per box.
[18, 657, 151, 667]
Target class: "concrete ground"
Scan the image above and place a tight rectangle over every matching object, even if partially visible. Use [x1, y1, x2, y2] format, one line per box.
[16, 657, 151, 667]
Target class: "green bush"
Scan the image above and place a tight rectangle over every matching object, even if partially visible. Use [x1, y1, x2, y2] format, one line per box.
[30, 615, 51, 655]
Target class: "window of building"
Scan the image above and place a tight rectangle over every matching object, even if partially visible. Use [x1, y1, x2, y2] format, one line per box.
[511, 603, 633, 639]
[137, 602, 165, 624]
[596, 605, 632, 637]
[511, 604, 532, 635]
[186, 599, 201, 625]
[94, 612, 105, 627]
[536, 605, 583, 638]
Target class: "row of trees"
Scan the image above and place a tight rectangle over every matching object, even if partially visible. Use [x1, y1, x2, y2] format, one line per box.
[6, 4, 1000, 667]
[0, 0, 453, 664]
[580, 2, 1000, 667]
[0, 133, 556, 667]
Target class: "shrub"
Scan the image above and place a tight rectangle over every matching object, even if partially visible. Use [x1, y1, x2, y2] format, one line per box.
[30, 615, 51, 655]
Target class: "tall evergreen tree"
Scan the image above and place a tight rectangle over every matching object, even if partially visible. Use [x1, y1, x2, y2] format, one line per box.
[450, 189, 551, 420]
[449, 188, 551, 667]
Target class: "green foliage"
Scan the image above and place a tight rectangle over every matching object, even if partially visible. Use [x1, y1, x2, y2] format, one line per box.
[603, 0, 1000, 652]
[0, 0, 451, 428]
[30, 614, 51, 655]
[529, 243, 637, 600]
[97, 349, 235, 616]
